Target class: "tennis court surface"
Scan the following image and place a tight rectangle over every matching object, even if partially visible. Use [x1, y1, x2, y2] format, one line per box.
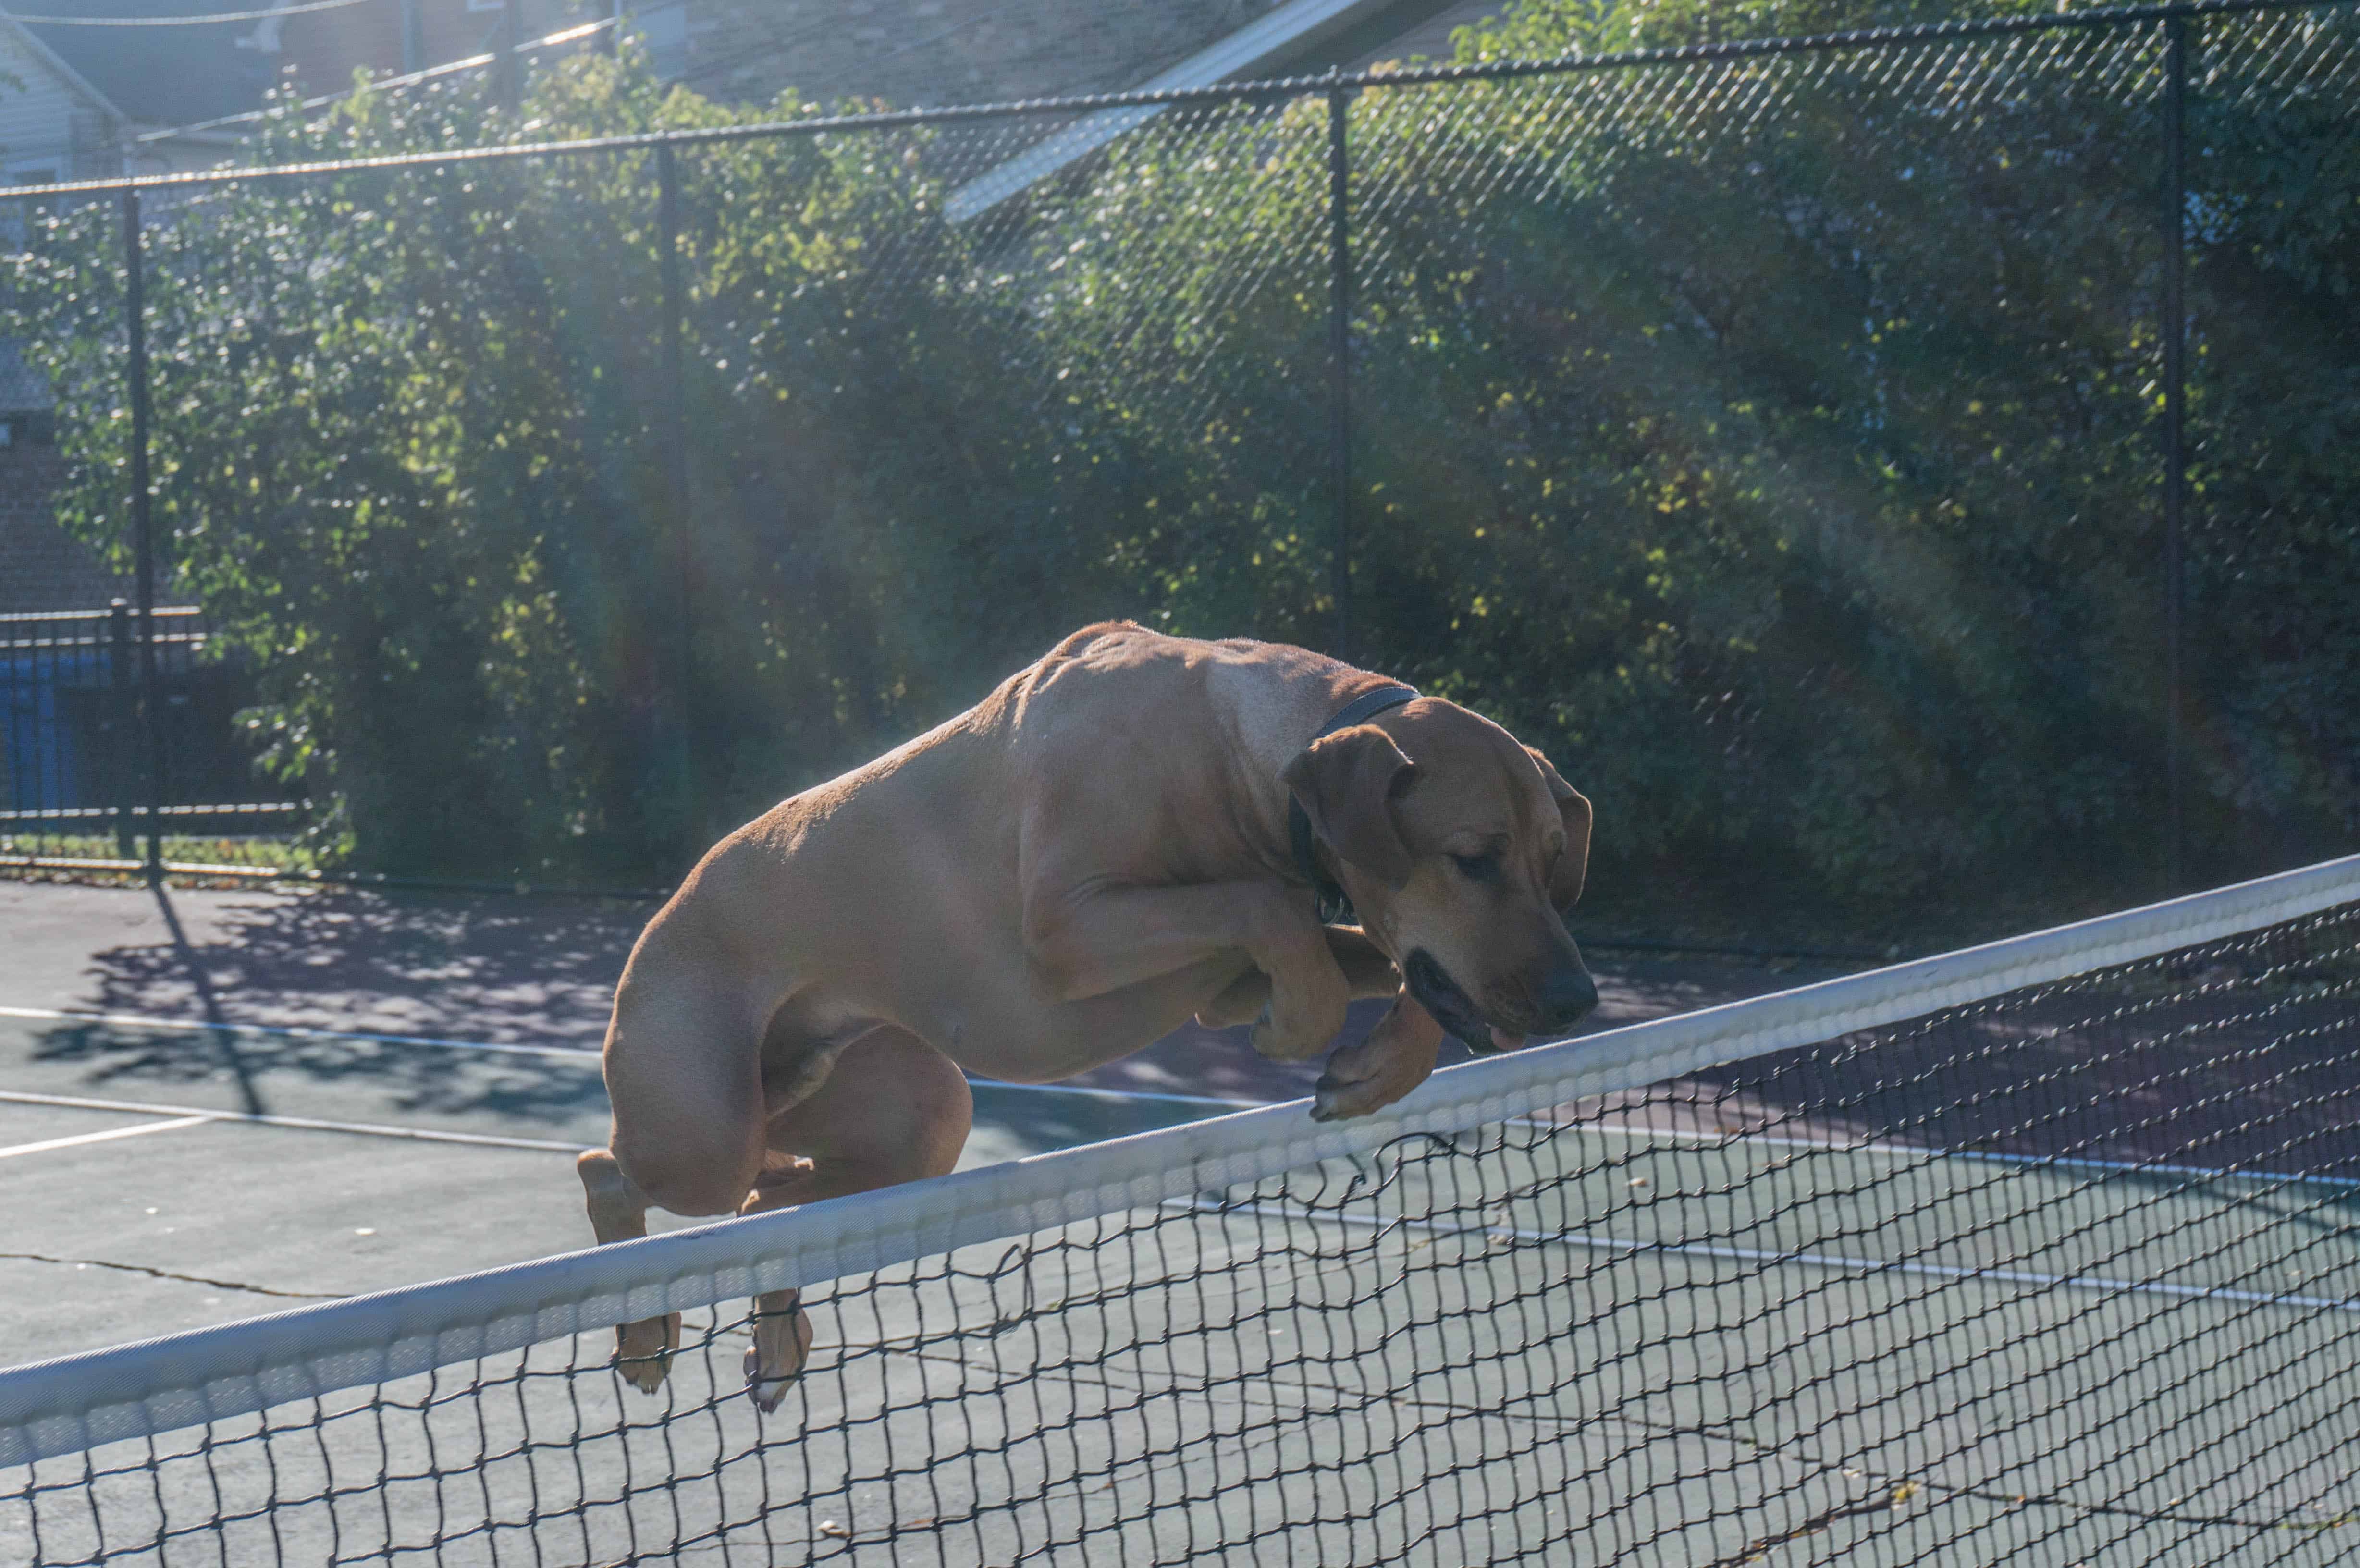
[6, 858, 2360, 1565]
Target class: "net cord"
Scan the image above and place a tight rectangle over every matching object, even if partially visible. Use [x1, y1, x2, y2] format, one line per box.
[3, 850, 2356, 1470]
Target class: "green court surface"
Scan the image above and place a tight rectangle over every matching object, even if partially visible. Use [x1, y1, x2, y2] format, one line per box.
[0, 1013, 1228, 1372]
[8, 1014, 2359, 1564]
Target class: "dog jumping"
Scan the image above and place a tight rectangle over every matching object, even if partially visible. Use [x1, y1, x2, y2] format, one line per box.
[576, 623, 1598, 1408]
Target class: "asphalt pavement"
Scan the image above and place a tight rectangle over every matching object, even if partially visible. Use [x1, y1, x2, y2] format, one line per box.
[0, 878, 1844, 1370]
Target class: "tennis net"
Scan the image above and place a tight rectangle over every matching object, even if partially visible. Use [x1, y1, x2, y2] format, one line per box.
[6, 855, 2360, 1565]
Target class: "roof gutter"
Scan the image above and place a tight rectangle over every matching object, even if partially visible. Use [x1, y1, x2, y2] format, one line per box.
[946, 0, 1421, 222]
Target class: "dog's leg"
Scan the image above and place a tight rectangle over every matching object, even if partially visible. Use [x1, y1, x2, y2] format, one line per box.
[733, 1168, 816, 1417]
[1024, 878, 1350, 1060]
[731, 1025, 973, 1414]
[1311, 987, 1446, 1122]
[591, 936, 775, 1396]
[576, 1149, 683, 1393]
[1196, 926, 1401, 1028]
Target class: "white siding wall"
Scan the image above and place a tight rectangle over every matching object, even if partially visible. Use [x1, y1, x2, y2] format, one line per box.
[0, 28, 121, 184]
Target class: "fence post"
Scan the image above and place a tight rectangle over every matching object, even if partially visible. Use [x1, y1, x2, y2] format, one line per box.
[122, 188, 161, 885]
[1326, 82, 1353, 662]
[658, 140, 697, 856]
[108, 600, 135, 859]
[2163, 12, 2188, 891]
[497, 0, 523, 118]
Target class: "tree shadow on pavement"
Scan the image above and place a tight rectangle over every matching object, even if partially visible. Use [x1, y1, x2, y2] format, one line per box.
[25, 1019, 610, 1127]
[73, 886, 644, 1045]
[34, 886, 1854, 1121]
[23, 886, 638, 1127]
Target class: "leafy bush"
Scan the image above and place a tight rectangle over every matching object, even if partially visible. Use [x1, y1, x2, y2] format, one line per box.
[1027, 0, 2360, 904]
[7, 55, 1150, 877]
[5, 3, 2354, 910]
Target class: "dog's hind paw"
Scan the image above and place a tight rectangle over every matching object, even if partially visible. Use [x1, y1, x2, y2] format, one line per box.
[613, 1312, 682, 1395]
[744, 1294, 816, 1415]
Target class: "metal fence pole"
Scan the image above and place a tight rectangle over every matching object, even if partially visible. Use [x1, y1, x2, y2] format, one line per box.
[658, 141, 697, 853]
[108, 599, 135, 859]
[2163, 13, 2188, 891]
[497, 0, 523, 118]
[121, 188, 161, 884]
[1326, 83, 1353, 662]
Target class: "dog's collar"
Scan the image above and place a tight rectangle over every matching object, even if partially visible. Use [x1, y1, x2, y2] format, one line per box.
[1287, 682, 1419, 926]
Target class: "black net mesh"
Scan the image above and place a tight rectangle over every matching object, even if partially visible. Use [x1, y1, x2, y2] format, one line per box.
[6, 898, 2359, 1565]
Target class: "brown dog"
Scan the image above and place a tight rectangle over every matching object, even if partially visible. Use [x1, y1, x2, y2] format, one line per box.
[576, 623, 1597, 1407]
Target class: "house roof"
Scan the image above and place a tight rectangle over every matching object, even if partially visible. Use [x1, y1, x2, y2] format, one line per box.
[7, 0, 288, 130]
[948, 0, 1487, 220]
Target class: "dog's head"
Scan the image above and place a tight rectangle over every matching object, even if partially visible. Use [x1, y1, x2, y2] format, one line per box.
[1283, 697, 1597, 1053]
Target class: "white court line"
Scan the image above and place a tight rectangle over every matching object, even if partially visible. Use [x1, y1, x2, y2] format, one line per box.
[969, 1079, 1259, 1109]
[0, 1004, 596, 1060]
[0, 1003, 1260, 1107]
[0, 1089, 587, 1153]
[0, 1115, 210, 1161]
[1542, 1119, 2360, 1191]
[1181, 1198, 2360, 1317]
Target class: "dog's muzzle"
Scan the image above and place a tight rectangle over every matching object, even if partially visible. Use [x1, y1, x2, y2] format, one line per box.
[1405, 950, 1599, 1055]
[1536, 964, 1600, 1032]
[1404, 949, 1501, 1055]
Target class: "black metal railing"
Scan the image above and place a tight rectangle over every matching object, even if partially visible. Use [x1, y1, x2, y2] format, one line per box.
[0, 605, 301, 870]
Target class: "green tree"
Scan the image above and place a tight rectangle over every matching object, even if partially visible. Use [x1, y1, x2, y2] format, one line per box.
[6, 5, 2352, 910]
[1027, 0, 2360, 903]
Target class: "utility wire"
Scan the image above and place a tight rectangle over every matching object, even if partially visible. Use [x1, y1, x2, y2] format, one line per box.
[0, 0, 369, 25]
[0, 15, 613, 172]
[145, 15, 616, 141]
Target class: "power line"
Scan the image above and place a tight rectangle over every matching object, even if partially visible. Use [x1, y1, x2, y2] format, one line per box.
[0, 15, 615, 173]
[0, 0, 368, 25]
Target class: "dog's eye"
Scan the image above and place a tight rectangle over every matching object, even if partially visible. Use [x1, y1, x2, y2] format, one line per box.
[1450, 851, 1501, 884]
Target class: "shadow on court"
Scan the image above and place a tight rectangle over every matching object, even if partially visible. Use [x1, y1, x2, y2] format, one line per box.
[23, 1020, 612, 1128]
[6, 879, 1842, 1111]
[10, 882, 639, 1048]
[1650, 980, 2360, 1176]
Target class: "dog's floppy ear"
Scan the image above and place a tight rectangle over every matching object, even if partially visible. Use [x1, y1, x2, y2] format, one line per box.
[1524, 746, 1592, 912]
[1284, 725, 1418, 890]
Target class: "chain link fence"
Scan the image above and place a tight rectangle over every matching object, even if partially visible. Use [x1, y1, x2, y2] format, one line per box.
[0, 0, 2352, 921]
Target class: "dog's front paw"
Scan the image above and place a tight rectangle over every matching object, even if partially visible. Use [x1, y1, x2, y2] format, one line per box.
[1312, 1067, 1410, 1122]
[744, 1292, 815, 1415]
[1309, 992, 1442, 1121]
[613, 1312, 682, 1395]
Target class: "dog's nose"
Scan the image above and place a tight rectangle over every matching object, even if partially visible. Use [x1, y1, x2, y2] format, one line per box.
[1537, 966, 1600, 1031]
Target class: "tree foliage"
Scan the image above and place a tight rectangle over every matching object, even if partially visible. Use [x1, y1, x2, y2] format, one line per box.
[4, 4, 2354, 906]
